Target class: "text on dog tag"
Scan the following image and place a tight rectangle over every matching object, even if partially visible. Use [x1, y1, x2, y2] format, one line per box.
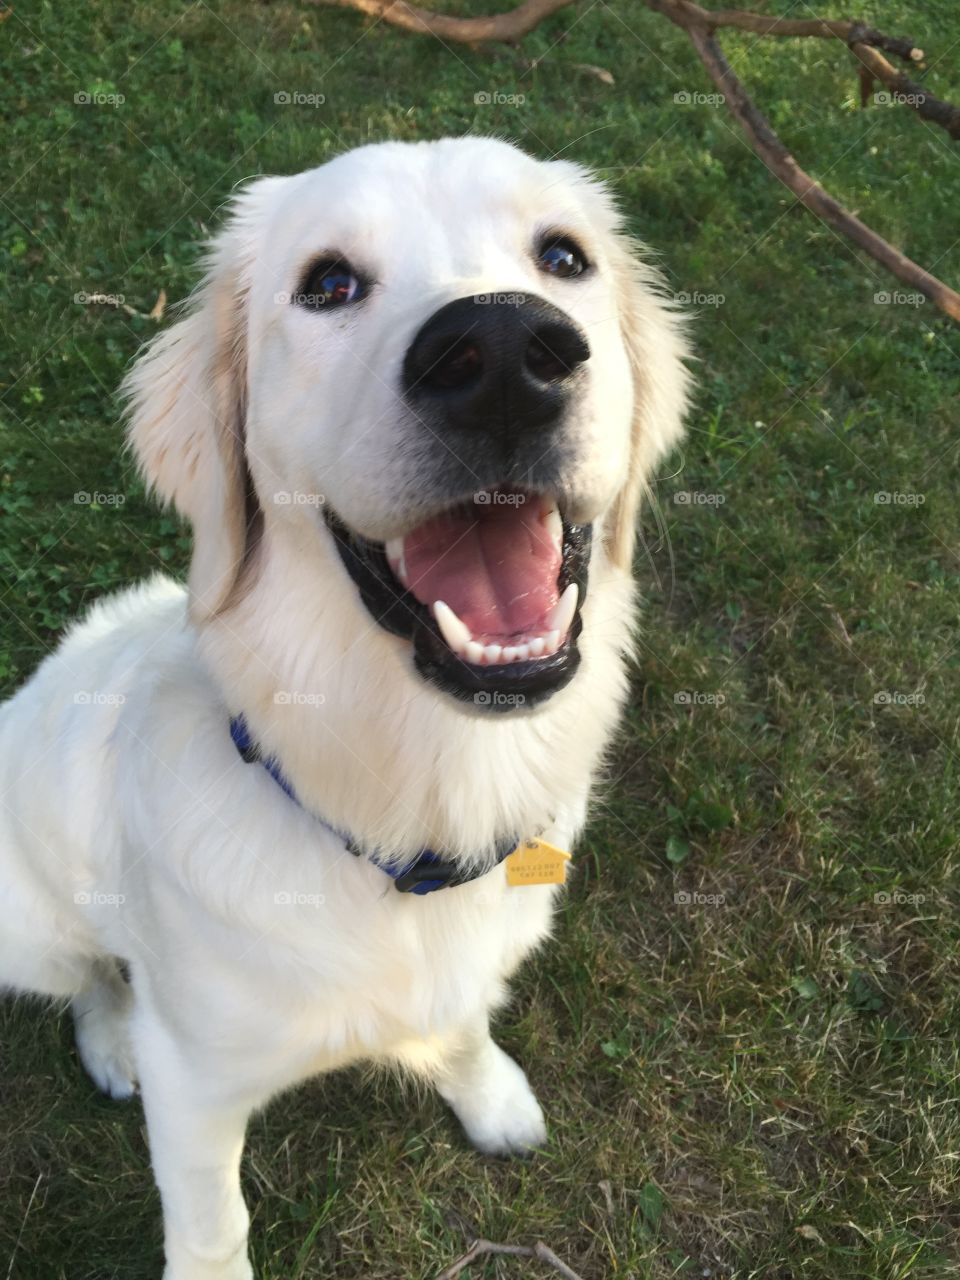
[505, 838, 571, 886]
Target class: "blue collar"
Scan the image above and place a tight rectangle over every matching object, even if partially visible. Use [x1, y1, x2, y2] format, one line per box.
[229, 714, 514, 895]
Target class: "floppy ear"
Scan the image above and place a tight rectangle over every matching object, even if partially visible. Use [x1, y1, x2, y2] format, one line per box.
[604, 238, 691, 571]
[123, 177, 285, 620]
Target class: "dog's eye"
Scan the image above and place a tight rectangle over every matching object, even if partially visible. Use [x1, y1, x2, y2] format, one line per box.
[537, 237, 588, 279]
[294, 259, 365, 310]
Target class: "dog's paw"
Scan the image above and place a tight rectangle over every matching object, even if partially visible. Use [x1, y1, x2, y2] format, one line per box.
[163, 1255, 253, 1280]
[73, 993, 138, 1100]
[447, 1045, 548, 1157]
[163, 1256, 253, 1280]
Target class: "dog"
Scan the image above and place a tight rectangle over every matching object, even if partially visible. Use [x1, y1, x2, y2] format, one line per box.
[0, 137, 688, 1278]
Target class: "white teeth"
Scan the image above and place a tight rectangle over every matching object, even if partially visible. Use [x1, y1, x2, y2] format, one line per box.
[430, 579, 578, 668]
[433, 600, 472, 652]
[436, 625, 564, 664]
[541, 505, 562, 551]
[385, 537, 408, 585]
[547, 583, 578, 638]
[465, 640, 484, 665]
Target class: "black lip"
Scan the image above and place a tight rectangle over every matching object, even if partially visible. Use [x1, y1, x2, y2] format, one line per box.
[325, 500, 591, 712]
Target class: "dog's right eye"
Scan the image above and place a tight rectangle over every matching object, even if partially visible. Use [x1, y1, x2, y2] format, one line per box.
[293, 259, 365, 310]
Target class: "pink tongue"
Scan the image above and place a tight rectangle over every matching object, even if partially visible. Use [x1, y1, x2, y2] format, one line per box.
[402, 499, 561, 641]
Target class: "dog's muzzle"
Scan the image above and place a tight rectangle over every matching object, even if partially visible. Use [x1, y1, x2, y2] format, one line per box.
[325, 294, 594, 713]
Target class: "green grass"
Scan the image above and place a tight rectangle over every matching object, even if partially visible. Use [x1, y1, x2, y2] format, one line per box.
[3, 0, 960, 1276]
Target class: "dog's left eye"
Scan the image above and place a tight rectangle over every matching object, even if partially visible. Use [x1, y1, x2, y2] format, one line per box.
[294, 259, 365, 310]
[537, 237, 588, 279]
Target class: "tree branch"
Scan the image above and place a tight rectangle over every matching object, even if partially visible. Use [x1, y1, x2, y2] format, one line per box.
[435, 1237, 586, 1280]
[680, 22, 960, 320]
[850, 40, 960, 139]
[305, 0, 960, 321]
[663, 1, 924, 63]
[308, 0, 574, 43]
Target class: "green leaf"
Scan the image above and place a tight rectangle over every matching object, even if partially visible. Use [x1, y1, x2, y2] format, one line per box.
[792, 976, 819, 1000]
[601, 1038, 628, 1060]
[847, 970, 884, 1014]
[666, 834, 690, 864]
[698, 800, 734, 831]
[637, 1181, 666, 1230]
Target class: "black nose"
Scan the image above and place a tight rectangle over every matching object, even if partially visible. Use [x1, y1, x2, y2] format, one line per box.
[402, 295, 590, 434]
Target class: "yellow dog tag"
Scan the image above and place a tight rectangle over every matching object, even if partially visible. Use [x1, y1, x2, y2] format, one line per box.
[505, 838, 571, 887]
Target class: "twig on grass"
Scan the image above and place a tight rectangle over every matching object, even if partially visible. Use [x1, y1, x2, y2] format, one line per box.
[304, 0, 960, 320]
[435, 1236, 586, 1280]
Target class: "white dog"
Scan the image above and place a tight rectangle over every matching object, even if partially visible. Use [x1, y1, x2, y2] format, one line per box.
[0, 137, 688, 1278]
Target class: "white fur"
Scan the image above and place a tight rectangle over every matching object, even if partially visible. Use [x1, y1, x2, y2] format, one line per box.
[0, 138, 688, 1279]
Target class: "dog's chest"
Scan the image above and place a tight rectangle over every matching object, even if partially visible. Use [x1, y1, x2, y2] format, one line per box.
[235, 873, 558, 1077]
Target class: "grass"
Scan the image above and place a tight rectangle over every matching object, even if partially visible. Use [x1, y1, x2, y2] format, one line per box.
[2, 0, 960, 1276]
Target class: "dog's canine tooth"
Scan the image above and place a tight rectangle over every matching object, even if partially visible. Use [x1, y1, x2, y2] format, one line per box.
[433, 600, 471, 653]
[546, 583, 578, 638]
[386, 537, 409, 586]
[541, 505, 562, 550]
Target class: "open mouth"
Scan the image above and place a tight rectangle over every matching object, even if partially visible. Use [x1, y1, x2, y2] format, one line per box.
[325, 488, 591, 710]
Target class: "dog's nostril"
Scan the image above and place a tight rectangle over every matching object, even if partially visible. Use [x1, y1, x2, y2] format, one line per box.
[420, 339, 484, 392]
[524, 324, 590, 384]
[526, 338, 570, 383]
[404, 296, 591, 431]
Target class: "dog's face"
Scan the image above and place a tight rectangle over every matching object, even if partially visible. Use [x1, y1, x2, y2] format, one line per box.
[126, 138, 689, 711]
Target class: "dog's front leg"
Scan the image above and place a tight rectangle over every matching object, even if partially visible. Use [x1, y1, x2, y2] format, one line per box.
[134, 1011, 255, 1280]
[433, 1016, 548, 1157]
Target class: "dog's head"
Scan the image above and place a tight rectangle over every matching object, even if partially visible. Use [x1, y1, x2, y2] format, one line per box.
[125, 138, 689, 712]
